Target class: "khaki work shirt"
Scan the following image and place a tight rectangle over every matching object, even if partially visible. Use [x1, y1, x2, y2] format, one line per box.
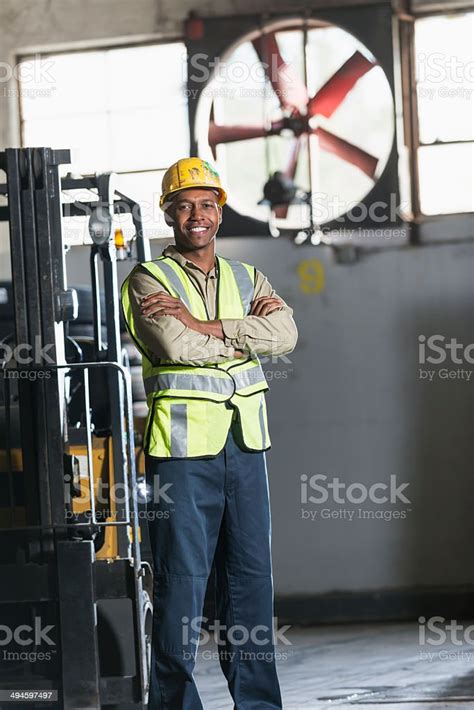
[127, 244, 298, 366]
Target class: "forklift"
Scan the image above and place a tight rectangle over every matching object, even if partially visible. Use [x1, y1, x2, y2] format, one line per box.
[0, 147, 153, 709]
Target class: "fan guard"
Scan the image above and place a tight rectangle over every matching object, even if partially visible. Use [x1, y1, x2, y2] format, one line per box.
[194, 17, 395, 229]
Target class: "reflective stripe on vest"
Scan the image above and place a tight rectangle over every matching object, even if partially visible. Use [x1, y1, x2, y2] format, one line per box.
[150, 258, 192, 310]
[144, 358, 268, 399]
[258, 397, 266, 448]
[140, 258, 200, 316]
[225, 259, 254, 315]
[144, 370, 235, 399]
[170, 403, 188, 457]
[232, 363, 266, 391]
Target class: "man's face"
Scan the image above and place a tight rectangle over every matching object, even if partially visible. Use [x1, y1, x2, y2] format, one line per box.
[168, 188, 222, 251]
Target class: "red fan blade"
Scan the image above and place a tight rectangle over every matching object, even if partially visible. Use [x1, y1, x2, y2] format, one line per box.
[313, 126, 378, 178]
[284, 134, 304, 180]
[208, 119, 286, 149]
[252, 33, 309, 113]
[275, 136, 304, 218]
[308, 50, 376, 118]
[209, 122, 268, 147]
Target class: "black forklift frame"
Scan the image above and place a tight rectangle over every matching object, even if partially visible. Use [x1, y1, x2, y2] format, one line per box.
[0, 147, 151, 709]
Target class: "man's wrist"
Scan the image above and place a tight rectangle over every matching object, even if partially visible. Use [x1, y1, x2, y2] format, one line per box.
[192, 318, 225, 341]
[188, 320, 245, 358]
[190, 318, 205, 335]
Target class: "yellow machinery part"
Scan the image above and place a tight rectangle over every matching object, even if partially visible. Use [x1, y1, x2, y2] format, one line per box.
[0, 438, 145, 558]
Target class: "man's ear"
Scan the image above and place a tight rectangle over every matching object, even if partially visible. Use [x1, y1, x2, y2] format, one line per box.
[218, 206, 223, 225]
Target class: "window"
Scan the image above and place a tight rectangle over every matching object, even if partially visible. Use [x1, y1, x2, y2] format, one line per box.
[414, 12, 473, 215]
[19, 43, 190, 239]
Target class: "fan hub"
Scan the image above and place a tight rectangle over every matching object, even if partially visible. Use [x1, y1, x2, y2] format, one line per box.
[281, 114, 309, 137]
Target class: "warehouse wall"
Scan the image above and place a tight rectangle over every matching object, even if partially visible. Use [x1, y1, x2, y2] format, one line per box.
[1, 0, 473, 601]
[67, 236, 474, 597]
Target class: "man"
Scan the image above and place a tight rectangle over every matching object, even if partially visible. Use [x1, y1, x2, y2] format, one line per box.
[121, 157, 298, 709]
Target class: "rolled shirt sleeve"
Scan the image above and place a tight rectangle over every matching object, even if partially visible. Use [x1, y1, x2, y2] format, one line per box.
[220, 270, 298, 356]
[127, 266, 236, 366]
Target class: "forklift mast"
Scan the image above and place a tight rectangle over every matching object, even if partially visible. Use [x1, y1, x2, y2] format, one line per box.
[0, 148, 152, 709]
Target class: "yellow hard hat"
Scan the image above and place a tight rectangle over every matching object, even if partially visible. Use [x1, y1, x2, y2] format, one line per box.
[160, 157, 227, 210]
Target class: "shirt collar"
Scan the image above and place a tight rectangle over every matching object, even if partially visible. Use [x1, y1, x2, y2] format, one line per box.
[162, 244, 217, 278]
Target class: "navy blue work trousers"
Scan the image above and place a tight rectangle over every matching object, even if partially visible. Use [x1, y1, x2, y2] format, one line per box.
[145, 425, 282, 709]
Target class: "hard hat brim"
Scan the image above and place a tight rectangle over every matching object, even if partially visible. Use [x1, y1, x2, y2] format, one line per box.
[160, 185, 227, 211]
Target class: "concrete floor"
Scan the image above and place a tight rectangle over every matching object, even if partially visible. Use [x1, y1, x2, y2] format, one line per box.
[194, 621, 474, 709]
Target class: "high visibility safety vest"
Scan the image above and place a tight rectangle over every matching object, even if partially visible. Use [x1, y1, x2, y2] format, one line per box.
[121, 255, 271, 459]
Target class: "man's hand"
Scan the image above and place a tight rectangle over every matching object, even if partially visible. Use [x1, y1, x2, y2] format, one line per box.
[140, 292, 227, 343]
[250, 296, 285, 317]
[141, 292, 199, 329]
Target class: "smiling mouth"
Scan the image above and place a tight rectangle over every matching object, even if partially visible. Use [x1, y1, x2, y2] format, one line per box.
[187, 225, 211, 234]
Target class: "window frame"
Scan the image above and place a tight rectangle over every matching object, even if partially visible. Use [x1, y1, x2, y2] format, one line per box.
[399, 6, 473, 221]
[16, 36, 187, 174]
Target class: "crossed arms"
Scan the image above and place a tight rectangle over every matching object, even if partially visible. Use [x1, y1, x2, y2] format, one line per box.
[127, 266, 298, 366]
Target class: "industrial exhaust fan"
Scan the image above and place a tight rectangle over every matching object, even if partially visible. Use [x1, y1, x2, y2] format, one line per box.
[186, 6, 402, 242]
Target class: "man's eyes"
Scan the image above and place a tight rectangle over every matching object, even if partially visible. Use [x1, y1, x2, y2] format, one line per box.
[178, 203, 215, 210]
